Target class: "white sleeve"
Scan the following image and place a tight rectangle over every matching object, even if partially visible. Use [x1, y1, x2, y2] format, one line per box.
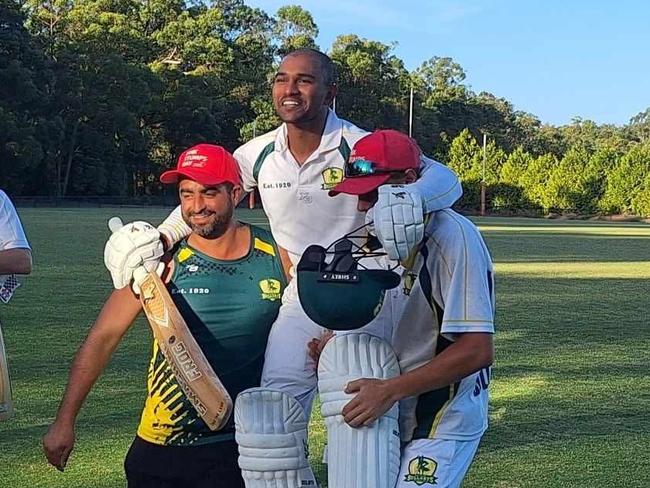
[157, 205, 190, 247]
[234, 146, 257, 193]
[429, 212, 495, 338]
[0, 191, 31, 250]
[410, 155, 462, 213]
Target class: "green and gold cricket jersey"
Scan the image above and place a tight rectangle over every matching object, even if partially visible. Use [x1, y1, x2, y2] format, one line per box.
[137, 225, 285, 446]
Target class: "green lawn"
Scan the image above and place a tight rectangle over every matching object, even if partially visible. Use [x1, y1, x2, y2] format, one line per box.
[0, 209, 648, 487]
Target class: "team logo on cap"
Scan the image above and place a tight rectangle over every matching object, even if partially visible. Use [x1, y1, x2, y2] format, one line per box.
[320, 167, 344, 190]
[404, 456, 438, 485]
[259, 279, 281, 301]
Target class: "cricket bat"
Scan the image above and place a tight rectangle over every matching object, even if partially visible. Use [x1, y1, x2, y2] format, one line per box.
[107, 216, 232, 430]
[0, 322, 13, 420]
[139, 271, 233, 431]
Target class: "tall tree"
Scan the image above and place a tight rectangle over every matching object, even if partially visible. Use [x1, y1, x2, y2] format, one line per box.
[628, 107, 650, 143]
[600, 142, 650, 214]
[519, 153, 559, 211]
[543, 147, 592, 212]
[274, 5, 318, 55]
[330, 34, 410, 131]
[0, 0, 61, 194]
[415, 56, 468, 104]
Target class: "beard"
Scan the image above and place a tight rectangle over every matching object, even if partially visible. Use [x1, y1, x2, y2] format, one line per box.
[182, 204, 233, 239]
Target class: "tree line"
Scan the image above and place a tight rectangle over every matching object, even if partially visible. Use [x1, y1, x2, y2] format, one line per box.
[1, 0, 649, 216]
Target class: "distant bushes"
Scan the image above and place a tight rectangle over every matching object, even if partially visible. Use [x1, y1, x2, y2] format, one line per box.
[448, 128, 650, 217]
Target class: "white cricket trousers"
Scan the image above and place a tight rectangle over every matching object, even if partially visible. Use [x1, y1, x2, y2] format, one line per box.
[260, 278, 393, 416]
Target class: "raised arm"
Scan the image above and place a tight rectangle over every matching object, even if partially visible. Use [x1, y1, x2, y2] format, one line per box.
[158, 205, 191, 250]
[413, 155, 463, 213]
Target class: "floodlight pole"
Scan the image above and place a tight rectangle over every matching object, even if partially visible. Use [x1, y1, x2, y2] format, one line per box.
[409, 84, 414, 137]
[480, 133, 487, 216]
[332, 96, 336, 113]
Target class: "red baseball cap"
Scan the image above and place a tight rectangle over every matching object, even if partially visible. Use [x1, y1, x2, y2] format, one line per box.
[160, 144, 241, 186]
[329, 130, 420, 196]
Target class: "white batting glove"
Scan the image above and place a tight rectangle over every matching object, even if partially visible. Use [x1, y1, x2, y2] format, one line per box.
[132, 261, 166, 295]
[374, 184, 425, 261]
[104, 219, 164, 291]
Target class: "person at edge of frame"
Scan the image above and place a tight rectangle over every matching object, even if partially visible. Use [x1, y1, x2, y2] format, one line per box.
[0, 189, 33, 421]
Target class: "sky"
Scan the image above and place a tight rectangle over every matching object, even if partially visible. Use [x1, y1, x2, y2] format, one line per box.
[245, 0, 650, 126]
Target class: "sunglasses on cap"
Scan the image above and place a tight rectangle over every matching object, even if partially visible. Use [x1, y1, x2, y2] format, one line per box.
[344, 158, 395, 178]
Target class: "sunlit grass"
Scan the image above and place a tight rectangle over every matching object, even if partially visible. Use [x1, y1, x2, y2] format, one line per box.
[0, 209, 648, 487]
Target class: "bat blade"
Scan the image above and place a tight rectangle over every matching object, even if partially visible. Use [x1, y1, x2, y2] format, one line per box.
[139, 272, 232, 430]
[0, 322, 14, 421]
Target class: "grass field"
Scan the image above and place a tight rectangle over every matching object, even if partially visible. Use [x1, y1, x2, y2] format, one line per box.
[1, 207, 649, 487]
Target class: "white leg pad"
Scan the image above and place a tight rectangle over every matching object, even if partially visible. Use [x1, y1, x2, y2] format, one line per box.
[318, 333, 401, 488]
[235, 388, 318, 488]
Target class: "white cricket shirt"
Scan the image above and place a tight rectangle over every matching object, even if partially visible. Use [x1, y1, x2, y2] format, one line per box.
[235, 110, 462, 264]
[0, 190, 30, 251]
[235, 110, 368, 264]
[384, 209, 495, 442]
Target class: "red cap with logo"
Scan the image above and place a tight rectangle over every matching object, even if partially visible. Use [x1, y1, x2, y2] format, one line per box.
[160, 144, 241, 186]
[329, 129, 420, 196]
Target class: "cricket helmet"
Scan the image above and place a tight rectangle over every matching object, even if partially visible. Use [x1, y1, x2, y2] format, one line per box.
[297, 233, 400, 330]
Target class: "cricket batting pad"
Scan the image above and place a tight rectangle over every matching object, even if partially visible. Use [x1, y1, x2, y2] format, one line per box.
[318, 333, 401, 488]
[0, 322, 13, 420]
[235, 388, 317, 488]
[139, 272, 232, 431]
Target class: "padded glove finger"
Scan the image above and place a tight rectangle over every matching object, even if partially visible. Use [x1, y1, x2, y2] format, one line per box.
[375, 185, 425, 261]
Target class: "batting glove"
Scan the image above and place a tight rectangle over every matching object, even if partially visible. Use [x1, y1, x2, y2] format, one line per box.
[104, 220, 164, 290]
[132, 261, 166, 296]
[374, 184, 425, 261]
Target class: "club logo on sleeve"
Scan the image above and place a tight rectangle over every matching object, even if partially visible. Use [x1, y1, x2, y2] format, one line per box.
[259, 279, 282, 301]
[320, 167, 344, 190]
[404, 456, 438, 485]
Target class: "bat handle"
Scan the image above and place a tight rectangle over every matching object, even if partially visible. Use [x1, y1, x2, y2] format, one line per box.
[108, 217, 124, 233]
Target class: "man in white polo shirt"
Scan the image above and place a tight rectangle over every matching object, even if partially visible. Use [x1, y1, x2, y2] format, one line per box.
[0, 190, 33, 420]
[104, 49, 463, 486]
[0, 191, 32, 278]
[107, 48, 461, 409]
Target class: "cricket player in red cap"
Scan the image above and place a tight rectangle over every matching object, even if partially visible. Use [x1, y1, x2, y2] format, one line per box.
[318, 129, 495, 488]
[44, 144, 287, 487]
